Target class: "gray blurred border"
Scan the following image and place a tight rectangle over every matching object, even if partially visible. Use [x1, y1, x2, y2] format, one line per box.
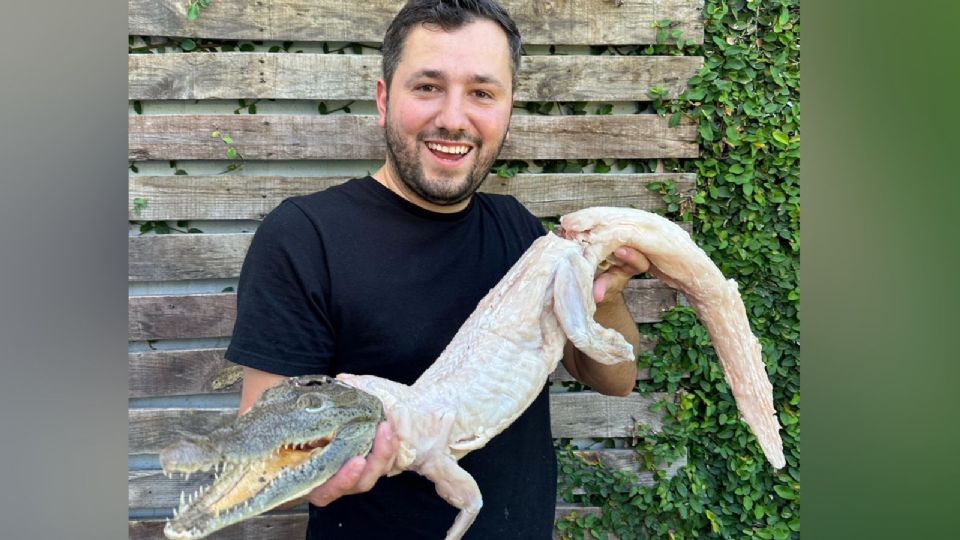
[0, 1, 127, 538]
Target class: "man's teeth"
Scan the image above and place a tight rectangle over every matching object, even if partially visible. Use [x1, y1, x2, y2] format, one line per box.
[426, 142, 470, 155]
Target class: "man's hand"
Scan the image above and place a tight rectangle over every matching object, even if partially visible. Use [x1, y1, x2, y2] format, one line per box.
[592, 246, 650, 304]
[307, 421, 399, 507]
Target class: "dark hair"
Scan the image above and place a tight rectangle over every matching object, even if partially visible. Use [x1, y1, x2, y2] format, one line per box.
[381, 0, 523, 91]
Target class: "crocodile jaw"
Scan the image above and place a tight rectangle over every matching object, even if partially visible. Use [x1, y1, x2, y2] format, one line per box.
[159, 375, 383, 539]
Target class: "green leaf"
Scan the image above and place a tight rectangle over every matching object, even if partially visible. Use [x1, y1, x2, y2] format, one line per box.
[133, 100, 143, 114]
[699, 123, 714, 142]
[187, 3, 200, 21]
[779, 7, 791, 26]
[773, 485, 796, 500]
[222, 135, 233, 144]
[248, 103, 257, 114]
[180, 38, 197, 51]
[669, 111, 682, 128]
[226, 148, 238, 159]
[773, 130, 790, 144]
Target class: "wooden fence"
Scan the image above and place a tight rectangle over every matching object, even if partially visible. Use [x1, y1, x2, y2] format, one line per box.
[128, 1, 704, 537]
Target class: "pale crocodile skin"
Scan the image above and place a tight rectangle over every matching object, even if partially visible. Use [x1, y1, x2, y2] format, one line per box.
[338, 206, 785, 540]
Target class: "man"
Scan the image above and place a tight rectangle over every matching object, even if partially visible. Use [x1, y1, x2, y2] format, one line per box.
[226, 1, 647, 538]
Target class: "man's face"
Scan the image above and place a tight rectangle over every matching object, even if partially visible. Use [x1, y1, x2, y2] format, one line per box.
[377, 19, 514, 206]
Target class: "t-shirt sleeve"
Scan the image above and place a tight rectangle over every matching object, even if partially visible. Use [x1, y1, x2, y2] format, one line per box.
[224, 200, 335, 376]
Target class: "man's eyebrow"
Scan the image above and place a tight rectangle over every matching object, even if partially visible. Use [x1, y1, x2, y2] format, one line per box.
[406, 70, 506, 89]
[470, 74, 506, 89]
[407, 69, 445, 82]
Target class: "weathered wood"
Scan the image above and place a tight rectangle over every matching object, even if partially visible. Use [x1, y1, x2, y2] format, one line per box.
[128, 293, 236, 341]
[129, 233, 251, 281]
[129, 392, 667, 454]
[129, 279, 676, 341]
[622, 279, 682, 325]
[128, 114, 699, 161]
[128, 0, 704, 45]
[130, 507, 611, 540]
[129, 348, 241, 398]
[129, 448, 680, 511]
[129, 173, 697, 220]
[128, 344, 659, 397]
[549, 392, 667, 438]
[570, 448, 686, 481]
[129, 53, 703, 101]
[130, 515, 308, 540]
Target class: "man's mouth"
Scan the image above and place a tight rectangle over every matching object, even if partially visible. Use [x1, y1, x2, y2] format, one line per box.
[425, 141, 473, 162]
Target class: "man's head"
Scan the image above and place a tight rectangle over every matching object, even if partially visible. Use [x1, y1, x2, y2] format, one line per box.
[375, 0, 522, 209]
[381, 0, 523, 93]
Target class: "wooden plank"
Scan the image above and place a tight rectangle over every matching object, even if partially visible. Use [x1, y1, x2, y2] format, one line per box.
[129, 348, 242, 398]
[128, 344, 661, 397]
[128, 0, 704, 45]
[128, 293, 236, 341]
[128, 173, 697, 221]
[128, 114, 699, 161]
[129, 392, 667, 454]
[549, 392, 667, 438]
[129, 53, 703, 101]
[130, 508, 611, 539]
[622, 279, 682, 326]
[130, 449, 680, 509]
[129, 279, 677, 341]
[129, 233, 251, 281]
[130, 514, 308, 540]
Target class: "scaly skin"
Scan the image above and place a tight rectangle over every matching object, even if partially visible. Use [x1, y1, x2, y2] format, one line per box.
[159, 207, 784, 540]
[159, 375, 382, 539]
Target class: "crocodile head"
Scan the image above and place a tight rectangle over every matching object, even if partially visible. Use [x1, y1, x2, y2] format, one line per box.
[159, 375, 383, 539]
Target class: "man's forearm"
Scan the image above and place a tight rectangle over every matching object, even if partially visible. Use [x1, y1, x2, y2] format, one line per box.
[562, 294, 640, 396]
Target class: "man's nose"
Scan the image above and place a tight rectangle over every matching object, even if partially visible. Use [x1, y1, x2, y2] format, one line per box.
[433, 93, 469, 133]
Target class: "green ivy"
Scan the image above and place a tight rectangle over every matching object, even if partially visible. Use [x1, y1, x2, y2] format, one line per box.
[557, 1, 799, 538]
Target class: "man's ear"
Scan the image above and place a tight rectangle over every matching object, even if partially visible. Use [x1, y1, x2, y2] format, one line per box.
[376, 79, 388, 128]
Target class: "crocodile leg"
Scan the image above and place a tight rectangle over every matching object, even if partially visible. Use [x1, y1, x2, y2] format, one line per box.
[421, 455, 483, 540]
[552, 251, 635, 365]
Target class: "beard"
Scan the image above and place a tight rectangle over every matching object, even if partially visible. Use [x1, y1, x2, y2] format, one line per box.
[384, 114, 507, 206]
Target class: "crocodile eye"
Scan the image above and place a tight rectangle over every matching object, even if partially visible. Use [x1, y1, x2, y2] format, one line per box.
[296, 393, 332, 412]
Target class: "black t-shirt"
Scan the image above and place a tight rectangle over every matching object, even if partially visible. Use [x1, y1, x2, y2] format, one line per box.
[225, 176, 557, 539]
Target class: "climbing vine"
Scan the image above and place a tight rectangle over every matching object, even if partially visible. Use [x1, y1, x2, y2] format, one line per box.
[556, 1, 800, 538]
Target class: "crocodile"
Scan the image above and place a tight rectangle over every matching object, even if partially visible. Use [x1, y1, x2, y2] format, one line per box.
[159, 375, 383, 539]
[159, 206, 784, 540]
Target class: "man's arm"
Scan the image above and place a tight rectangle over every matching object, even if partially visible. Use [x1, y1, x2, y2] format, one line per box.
[239, 366, 399, 507]
[561, 247, 647, 397]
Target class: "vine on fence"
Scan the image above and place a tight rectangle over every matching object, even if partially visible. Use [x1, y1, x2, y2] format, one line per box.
[556, 1, 799, 538]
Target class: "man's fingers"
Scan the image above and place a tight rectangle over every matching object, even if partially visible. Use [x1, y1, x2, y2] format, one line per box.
[612, 247, 650, 275]
[593, 247, 651, 303]
[354, 422, 398, 491]
[308, 456, 365, 507]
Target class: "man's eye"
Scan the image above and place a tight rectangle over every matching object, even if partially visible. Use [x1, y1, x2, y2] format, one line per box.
[416, 84, 438, 92]
[474, 90, 493, 99]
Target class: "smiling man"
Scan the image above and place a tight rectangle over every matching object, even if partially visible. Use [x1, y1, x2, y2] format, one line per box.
[226, 1, 645, 539]
[376, 17, 514, 210]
